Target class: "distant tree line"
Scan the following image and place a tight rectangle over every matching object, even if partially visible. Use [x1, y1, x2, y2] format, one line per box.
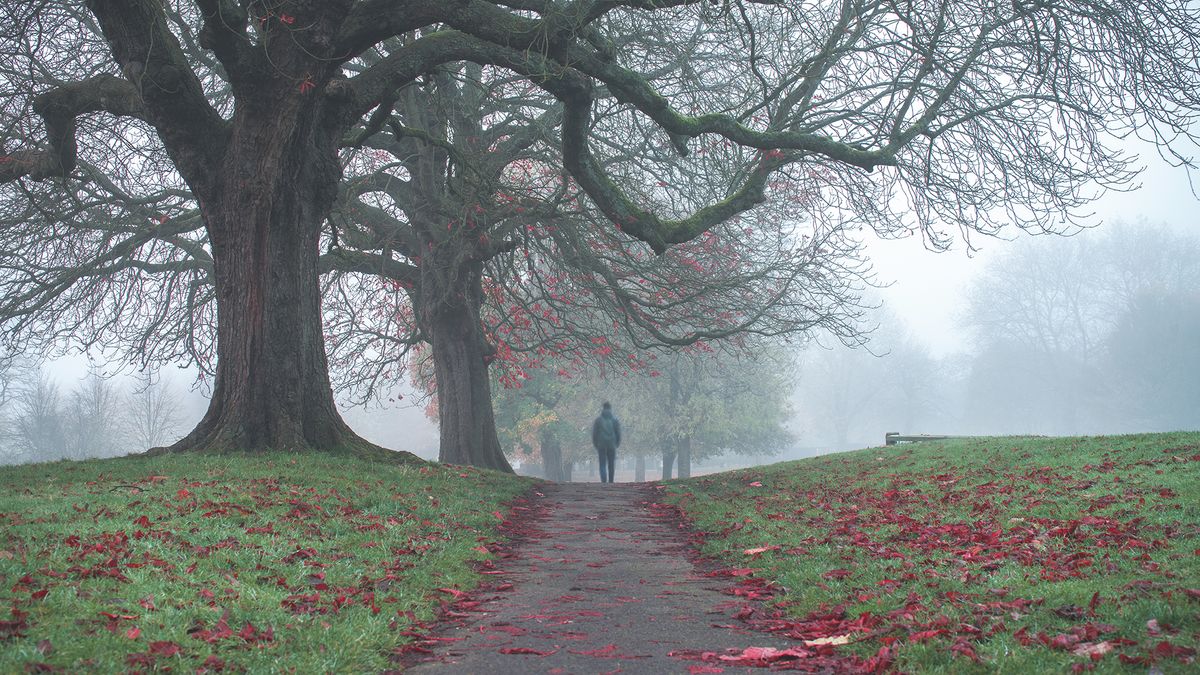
[794, 223, 1200, 448]
[0, 362, 183, 464]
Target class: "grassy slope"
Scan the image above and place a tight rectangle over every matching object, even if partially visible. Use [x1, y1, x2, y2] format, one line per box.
[0, 452, 531, 672]
[666, 432, 1200, 673]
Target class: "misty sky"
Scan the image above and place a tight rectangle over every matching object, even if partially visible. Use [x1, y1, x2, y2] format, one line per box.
[869, 136, 1198, 356]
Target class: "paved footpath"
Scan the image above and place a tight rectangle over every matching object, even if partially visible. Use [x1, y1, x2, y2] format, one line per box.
[398, 482, 808, 674]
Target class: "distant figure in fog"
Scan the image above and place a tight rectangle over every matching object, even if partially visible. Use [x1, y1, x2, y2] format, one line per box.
[591, 401, 621, 483]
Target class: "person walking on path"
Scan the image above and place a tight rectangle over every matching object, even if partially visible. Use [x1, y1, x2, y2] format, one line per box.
[591, 401, 621, 483]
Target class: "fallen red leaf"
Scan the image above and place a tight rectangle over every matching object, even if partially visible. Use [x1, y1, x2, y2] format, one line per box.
[908, 629, 943, 642]
[498, 646, 557, 656]
[148, 641, 181, 657]
[1073, 641, 1114, 658]
[717, 646, 812, 663]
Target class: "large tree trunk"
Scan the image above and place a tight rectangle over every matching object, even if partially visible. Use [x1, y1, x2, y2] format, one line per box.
[677, 436, 692, 479]
[419, 262, 513, 472]
[161, 82, 397, 460]
[662, 448, 676, 480]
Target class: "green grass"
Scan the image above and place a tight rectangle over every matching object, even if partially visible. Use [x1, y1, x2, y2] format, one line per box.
[0, 451, 532, 672]
[665, 432, 1200, 673]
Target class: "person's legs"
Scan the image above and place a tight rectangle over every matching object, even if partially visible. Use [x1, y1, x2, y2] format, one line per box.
[597, 447, 609, 482]
[604, 447, 616, 483]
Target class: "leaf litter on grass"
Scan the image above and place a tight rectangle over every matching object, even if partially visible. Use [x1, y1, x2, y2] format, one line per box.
[664, 432, 1200, 673]
[0, 453, 531, 672]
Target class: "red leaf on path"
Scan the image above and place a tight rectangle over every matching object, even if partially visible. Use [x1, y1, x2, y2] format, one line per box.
[567, 644, 642, 658]
[499, 647, 557, 656]
[689, 666, 725, 674]
[726, 568, 755, 577]
[437, 587, 467, 599]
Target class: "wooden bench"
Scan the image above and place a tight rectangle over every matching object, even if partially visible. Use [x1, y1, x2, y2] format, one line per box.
[884, 432, 961, 446]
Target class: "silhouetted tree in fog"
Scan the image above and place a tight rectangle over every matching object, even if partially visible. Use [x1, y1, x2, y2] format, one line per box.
[1108, 290, 1200, 430]
[964, 224, 1200, 433]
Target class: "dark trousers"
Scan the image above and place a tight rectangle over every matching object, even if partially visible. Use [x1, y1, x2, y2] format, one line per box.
[596, 445, 616, 483]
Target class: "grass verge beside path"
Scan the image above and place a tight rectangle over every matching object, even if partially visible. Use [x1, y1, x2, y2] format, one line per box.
[664, 432, 1200, 673]
[0, 451, 532, 672]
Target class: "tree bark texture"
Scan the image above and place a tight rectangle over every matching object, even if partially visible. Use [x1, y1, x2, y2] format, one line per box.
[418, 260, 513, 471]
[164, 88, 388, 458]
